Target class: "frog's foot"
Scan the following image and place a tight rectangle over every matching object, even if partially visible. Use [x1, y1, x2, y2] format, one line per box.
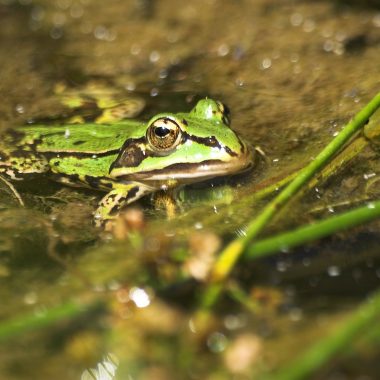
[94, 183, 152, 228]
[152, 190, 177, 219]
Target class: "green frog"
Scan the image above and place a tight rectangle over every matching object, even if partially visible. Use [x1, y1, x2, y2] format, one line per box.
[54, 82, 145, 124]
[0, 99, 253, 226]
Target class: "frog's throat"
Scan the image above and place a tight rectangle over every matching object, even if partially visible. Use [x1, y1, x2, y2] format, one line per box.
[119, 148, 254, 183]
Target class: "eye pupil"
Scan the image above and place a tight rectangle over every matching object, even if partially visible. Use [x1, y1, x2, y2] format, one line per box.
[147, 117, 182, 153]
[155, 126, 170, 137]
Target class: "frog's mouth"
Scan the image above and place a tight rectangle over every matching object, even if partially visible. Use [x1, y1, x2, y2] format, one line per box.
[124, 147, 254, 183]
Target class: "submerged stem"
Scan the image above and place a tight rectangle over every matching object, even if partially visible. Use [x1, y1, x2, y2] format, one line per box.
[0, 300, 102, 342]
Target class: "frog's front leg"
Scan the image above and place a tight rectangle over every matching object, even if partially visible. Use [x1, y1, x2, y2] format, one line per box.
[94, 182, 152, 227]
[152, 190, 178, 219]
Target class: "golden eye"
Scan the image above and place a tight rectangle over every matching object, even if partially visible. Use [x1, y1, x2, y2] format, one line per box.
[147, 117, 182, 153]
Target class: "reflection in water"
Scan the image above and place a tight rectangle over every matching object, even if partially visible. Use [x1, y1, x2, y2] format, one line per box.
[81, 353, 119, 380]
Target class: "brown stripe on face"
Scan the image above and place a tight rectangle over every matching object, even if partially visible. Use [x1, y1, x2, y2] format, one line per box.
[115, 144, 145, 168]
[182, 132, 238, 157]
[109, 137, 147, 172]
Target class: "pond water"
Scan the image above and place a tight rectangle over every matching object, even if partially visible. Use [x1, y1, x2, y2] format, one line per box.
[0, 0, 380, 379]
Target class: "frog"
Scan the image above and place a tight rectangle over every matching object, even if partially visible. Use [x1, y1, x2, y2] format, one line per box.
[0, 98, 254, 227]
[53, 81, 146, 124]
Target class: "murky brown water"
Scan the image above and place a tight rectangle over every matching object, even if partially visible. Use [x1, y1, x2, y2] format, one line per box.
[0, 0, 380, 379]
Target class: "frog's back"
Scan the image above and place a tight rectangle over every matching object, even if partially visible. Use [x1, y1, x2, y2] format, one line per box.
[15, 121, 145, 154]
[0, 121, 148, 183]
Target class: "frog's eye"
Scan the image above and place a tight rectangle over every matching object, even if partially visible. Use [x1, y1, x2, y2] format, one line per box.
[147, 117, 182, 153]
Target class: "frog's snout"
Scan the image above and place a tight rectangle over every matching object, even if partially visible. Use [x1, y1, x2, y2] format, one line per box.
[234, 138, 255, 173]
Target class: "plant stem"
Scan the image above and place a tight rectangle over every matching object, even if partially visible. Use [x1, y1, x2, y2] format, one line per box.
[267, 287, 380, 380]
[244, 200, 380, 259]
[201, 92, 380, 308]
[0, 300, 102, 342]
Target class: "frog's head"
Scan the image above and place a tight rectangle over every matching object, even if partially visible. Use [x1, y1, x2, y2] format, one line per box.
[109, 98, 253, 185]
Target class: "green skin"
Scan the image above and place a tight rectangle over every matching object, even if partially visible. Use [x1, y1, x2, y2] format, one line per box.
[0, 99, 253, 226]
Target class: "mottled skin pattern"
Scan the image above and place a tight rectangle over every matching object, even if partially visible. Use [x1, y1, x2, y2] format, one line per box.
[0, 99, 253, 226]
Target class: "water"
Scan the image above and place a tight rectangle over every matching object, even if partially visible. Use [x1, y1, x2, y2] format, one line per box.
[0, 0, 380, 379]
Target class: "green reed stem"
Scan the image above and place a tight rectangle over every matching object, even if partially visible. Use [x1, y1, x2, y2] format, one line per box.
[267, 287, 380, 380]
[201, 92, 380, 308]
[0, 300, 102, 342]
[244, 200, 380, 259]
